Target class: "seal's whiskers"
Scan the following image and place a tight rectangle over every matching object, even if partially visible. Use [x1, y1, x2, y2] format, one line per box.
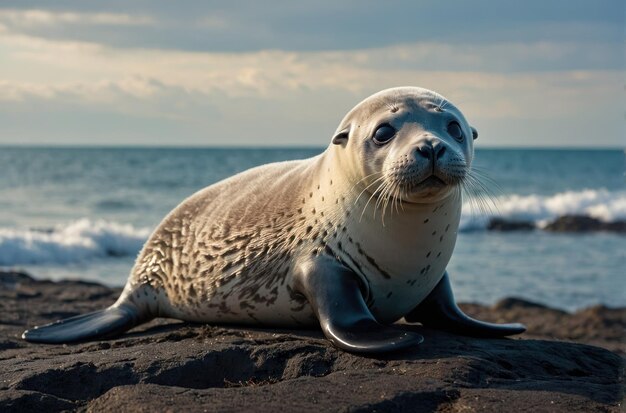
[460, 170, 499, 219]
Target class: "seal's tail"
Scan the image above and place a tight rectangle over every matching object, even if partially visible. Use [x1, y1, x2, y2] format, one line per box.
[22, 305, 140, 344]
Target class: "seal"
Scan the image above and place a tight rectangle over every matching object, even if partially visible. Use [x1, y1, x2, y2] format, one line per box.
[22, 87, 525, 353]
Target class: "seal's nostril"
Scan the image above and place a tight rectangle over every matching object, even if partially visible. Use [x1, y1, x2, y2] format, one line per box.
[435, 146, 446, 160]
[415, 144, 433, 160]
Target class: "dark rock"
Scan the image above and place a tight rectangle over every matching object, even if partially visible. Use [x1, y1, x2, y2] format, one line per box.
[486, 215, 626, 233]
[0, 271, 36, 286]
[0, 271, 623, 412]
[487, 218, 535, 231]
[544, 215, 626, 233]
[492, 297, 552, 311]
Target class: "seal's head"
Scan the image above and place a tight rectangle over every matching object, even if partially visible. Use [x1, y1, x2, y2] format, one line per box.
[331, 87, 478, 204]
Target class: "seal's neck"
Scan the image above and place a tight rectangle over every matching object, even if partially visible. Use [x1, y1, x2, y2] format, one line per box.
[305, 149, 462, 281]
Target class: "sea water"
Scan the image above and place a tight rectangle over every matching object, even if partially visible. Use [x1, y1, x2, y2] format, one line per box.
[0, 147, 623, 311]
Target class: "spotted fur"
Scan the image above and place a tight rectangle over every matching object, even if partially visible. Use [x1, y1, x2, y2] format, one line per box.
[114, 86, 474, 328]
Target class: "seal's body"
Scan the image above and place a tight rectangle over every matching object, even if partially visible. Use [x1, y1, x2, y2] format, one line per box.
[128, 156, 457, 327]
[23, 87, 525, 353]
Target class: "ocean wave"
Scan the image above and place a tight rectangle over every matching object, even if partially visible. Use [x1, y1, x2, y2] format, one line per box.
[460, 188, 626, 231]
[1, 189, 622, 265]
[0, 219, 151, 265]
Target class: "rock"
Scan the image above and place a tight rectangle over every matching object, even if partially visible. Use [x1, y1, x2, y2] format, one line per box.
[0, 271, 623, 412]
[487, 218, 535, 231]
[0, 271, 36, 286]
[485, 215, 626, 233]
[544, 215, 626, 233]
[492, 297, 552, 311]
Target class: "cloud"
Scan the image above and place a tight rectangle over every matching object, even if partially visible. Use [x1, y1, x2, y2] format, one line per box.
[0, 77, 171, 102]
[0, 2, 622, 147]
[0, 30, 620, 117]
[0, 1, 622, 54]
[0, 9, 155, 27]
[0, 39, 620, 147]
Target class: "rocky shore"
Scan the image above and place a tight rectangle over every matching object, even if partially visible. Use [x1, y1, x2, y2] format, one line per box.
[1, 271, 623, 412]
[486, 214, 626, 233]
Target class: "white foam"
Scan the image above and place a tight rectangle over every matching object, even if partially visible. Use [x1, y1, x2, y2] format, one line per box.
[1, 190, 622, 265]
[460, 188, 626, 231]
[0, 219, 150, 265]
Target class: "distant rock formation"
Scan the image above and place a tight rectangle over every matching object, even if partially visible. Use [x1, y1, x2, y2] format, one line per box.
[487, 218, 535, 231]
[544, 215, 626, 233]
[486, 215, 626, 233]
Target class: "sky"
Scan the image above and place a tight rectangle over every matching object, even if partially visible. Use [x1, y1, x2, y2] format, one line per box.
[0, 1, 623, 148]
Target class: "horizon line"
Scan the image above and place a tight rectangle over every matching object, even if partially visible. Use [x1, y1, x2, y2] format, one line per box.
[0, 144, 623, 151]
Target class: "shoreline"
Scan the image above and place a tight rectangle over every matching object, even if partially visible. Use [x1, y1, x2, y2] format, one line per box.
[1, 270, 624, 412]
[2, 270, 625, 353]
[4, 264, 624, 315]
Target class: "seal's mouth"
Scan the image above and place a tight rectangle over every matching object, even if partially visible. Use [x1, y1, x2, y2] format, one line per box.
[396, 173, 461, 204]
[405, 174, 449, 193]
[417, 175, 447, 188]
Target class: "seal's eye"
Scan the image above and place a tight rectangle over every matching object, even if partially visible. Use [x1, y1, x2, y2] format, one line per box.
[372, 124, 396, 145]
[447, 121, 464, 142]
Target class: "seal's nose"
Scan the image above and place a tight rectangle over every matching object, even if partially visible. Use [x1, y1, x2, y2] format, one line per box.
[415, 140, 446, 161]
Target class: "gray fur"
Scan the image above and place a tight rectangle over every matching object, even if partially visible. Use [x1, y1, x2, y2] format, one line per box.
[24, 87, 524, 350]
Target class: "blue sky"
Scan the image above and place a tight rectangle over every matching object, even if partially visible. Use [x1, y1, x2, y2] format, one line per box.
[0, 0, 623, 147]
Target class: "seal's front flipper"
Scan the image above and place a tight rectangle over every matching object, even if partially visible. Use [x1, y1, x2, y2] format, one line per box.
[405, 272, 526, 337]
[294, 258, 423, 353]
[22, 305, 139, 344]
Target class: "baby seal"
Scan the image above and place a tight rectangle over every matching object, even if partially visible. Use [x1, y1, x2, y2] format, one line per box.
[23, 87, 525, 353]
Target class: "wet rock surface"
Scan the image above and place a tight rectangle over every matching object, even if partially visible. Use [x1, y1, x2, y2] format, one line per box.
[485, 215, 626, 233]
[543, 215, 626, 233]
[487, 218, 535, 232]
[1, 271, 624, 412]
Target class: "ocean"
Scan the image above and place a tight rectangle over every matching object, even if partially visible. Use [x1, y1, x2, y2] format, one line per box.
[0, 147, 623, 311]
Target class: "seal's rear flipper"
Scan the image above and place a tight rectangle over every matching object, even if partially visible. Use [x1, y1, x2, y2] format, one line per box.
[405, 272, 526, 337]
[22, 305, 139, 344]
[294, 257, 423, 353]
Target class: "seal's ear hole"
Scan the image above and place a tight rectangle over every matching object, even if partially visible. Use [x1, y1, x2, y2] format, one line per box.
[332, 127, 350, 145]
[471, 127, 478, 140]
